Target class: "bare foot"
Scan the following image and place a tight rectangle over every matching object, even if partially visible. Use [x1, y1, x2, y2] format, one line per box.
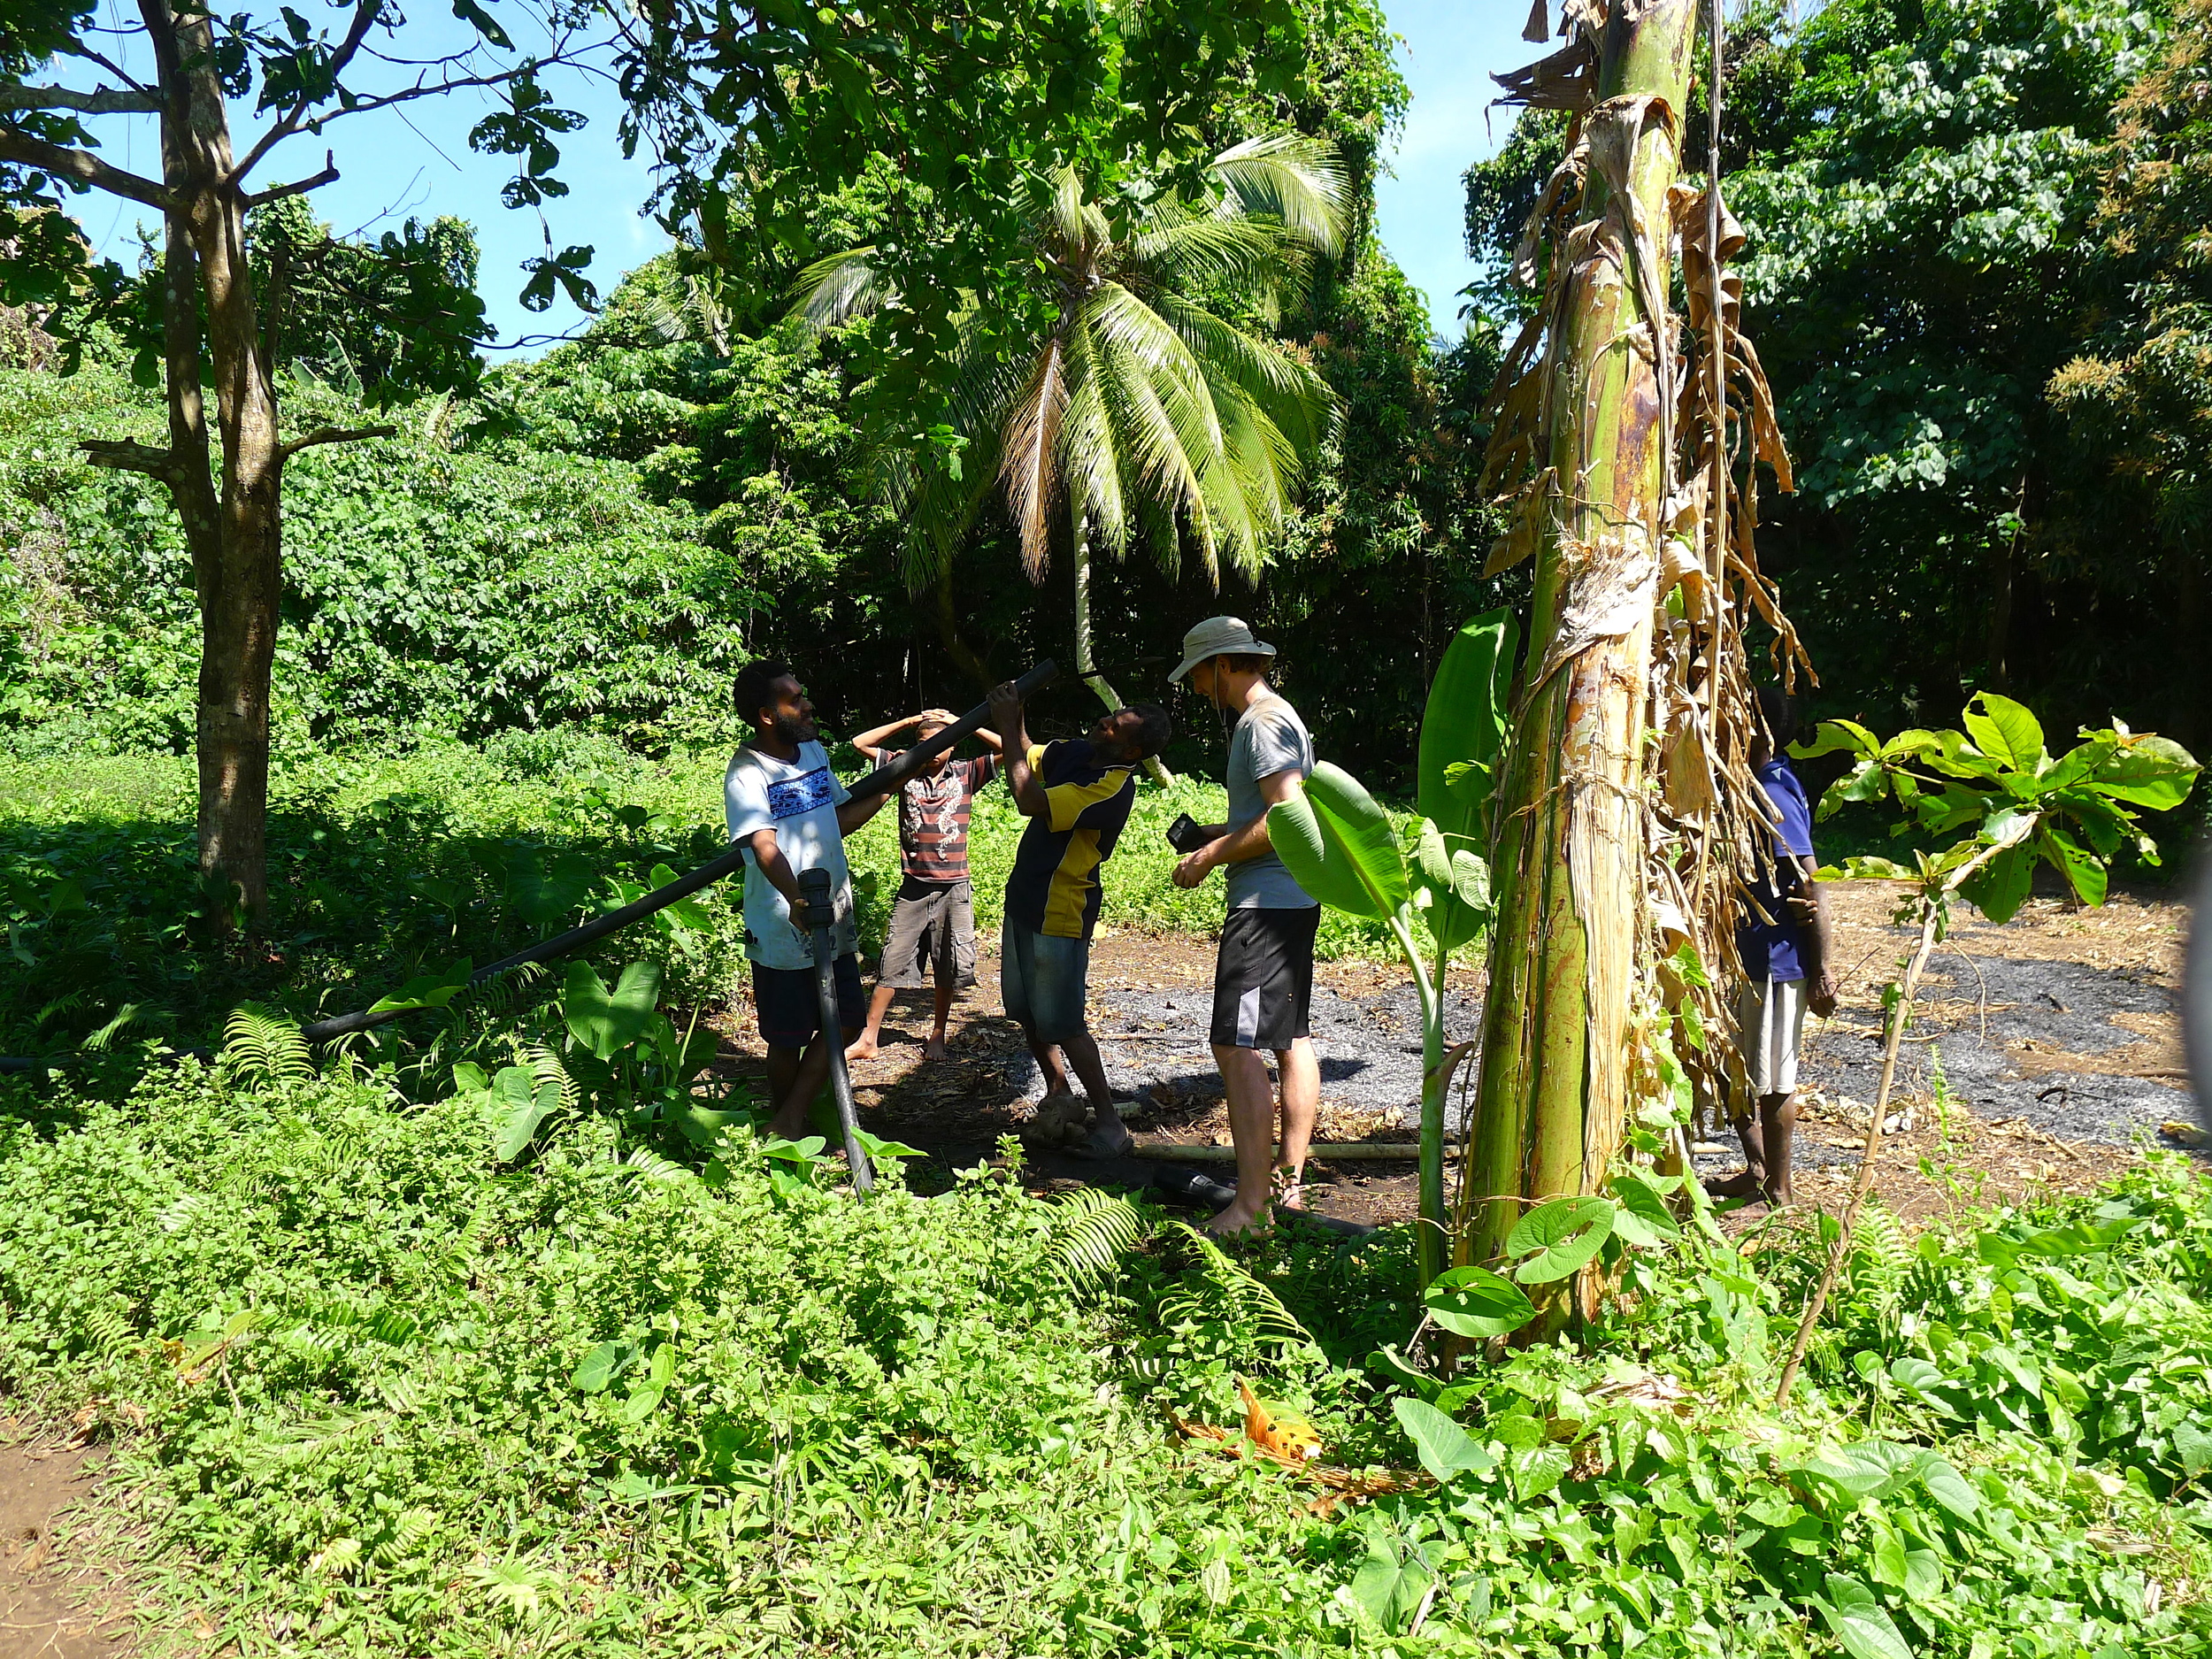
[1271, 1166, 1306, 1210]
[1763, 1182, 1795, 1208]
[844, 1033, 880, 1063]
[923, 1035, 949, 1061]
[1205, 1202, 1273, 1240]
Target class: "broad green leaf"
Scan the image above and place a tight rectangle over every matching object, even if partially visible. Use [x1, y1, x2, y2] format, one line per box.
[1913, 1453, 1980, 1521]
[572, 1340, 629, 1394]
[565, 959, 664, 1060]
[1962, 692, 2045, 772]
[1506, 1197, 1615, 1284]
[1412, 818, 1452, 894]
[2091, 734, 2200, 810]
[2036, 825, 2106, 907]
[493, 1079, 562, 1163]
[368, 959, 473, 1015]
[450, 1061, 488, 1095]
[1418, 606, 1517, 841]
[1792, 718, 1881, 761]
[855, 1127, 926, 1162]
[649, 864, 712, 929]
[1422, 1265, 1535, 1338]
[1609, 1171, 1681, 1246]
[2171, 1422, 2212, 1479]
[1817, 1573, 1913, 1659]
[1393, 1396, 1494, 1482]
[1958, 840, 2032, 924]
[1266, 763, 1408, 921]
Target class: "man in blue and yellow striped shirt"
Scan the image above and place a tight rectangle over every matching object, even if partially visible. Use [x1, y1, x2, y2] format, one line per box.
[987, 680, 1172, 1157]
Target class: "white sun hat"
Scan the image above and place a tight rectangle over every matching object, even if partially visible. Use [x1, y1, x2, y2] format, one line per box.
[1167, 616, 1278, 684]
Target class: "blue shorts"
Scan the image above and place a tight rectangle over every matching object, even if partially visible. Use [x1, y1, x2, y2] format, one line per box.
[1000, 925, 1092, 1044]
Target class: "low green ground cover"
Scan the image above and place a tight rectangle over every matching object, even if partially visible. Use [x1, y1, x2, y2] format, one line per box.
[4, 1021, 2210, 1655]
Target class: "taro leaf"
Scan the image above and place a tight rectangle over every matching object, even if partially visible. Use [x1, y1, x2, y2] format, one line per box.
[368, 959, 473, 1015]
[450, 1061, 489, 1096]
[572, 1340, 630, 1394]
[676, 1103, 752, 1149]
[1609, 1171, 1681, 1247]
[2092, 734, 2200, 810]
[1347, 1536, 1432, 1632]
[854, 1127, 926, 1164]
[1962, 692, 2045, 773]
[1392, 1396, 1494, 1483]
[1815, 1573, 1914, 1659]
[493, 1078, 563, 1163]
[505, 847, 598, 930]
[1958, 840, 2032, 925]
[2036, 825, 2107, 907]
[1506, 1197, 1615, 1284]
[565, 959, 664, 1060]
[1423, 1265, 1536, 1339]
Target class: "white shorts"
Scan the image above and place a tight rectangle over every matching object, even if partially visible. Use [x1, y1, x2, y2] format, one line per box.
[1739, 975, 1807, 1096]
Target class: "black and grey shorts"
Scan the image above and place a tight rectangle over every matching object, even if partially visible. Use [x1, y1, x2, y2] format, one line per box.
[879, 878, 976, 990]
[1210, 905, 1319, 1050]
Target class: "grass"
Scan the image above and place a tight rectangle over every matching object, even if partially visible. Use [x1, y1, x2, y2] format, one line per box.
[0, 740, 1417, 1062]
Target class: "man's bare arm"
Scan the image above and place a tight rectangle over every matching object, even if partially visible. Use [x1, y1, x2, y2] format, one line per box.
[748, 828, 806, 914]
[990, 683, 1049, 818]
[1172, 769, 1302, 888]
[836, 792, 891, 834]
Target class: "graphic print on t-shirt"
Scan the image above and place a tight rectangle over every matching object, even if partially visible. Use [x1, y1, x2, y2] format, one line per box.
[766, 766, 836, 821]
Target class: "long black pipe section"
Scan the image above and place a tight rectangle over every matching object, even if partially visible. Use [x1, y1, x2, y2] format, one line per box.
[0, 661, 1057, 1072]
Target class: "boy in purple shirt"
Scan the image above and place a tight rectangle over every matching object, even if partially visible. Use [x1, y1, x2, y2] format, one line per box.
[1708, 685, 1838, 1206]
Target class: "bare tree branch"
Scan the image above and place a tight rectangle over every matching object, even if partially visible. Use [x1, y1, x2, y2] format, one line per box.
[0, 83, 163, 115]
[0, 128, 169, 208]
[243, 150, 339, 208]
[280, 424, 396, 458]
[81, 439, 183, 480]
[282, 41, 602, 134]
[227, 0, 383, 185]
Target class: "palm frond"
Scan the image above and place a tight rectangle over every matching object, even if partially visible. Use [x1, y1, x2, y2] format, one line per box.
[1125, 214, 1290, 303]
[787, 246, 889, 341]
[1208, 133, 1350, 257]
[1158, 296, 1334, 455]
[1000, 334, 1071, 582]
[1094, 306, 1219, 573]
[1058, 322, 1130, 559]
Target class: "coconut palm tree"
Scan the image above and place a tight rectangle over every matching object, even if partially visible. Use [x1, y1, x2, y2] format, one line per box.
[793, 136, 1347, 774]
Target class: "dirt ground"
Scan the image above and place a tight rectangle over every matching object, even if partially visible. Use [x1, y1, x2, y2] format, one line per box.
[0, 1425, 129, 1658]
[710, 879, 2201, 1233]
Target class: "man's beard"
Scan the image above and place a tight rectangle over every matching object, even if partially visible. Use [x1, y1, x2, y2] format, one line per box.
[770, 711, 817, 744]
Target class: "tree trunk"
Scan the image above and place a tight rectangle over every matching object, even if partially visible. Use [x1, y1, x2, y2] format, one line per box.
[933, 567, 995, 694]
[1072, 523, 1173, 786]
[148, 0, 283, 926]
[1458, 0, 1697, 1323]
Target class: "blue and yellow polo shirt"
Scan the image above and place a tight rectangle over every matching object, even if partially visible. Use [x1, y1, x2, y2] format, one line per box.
[1003, 740, 1136, 940]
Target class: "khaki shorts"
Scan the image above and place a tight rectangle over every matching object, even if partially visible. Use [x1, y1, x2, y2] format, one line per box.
[879, 879, 976, 990]
[1739, 975, 1807, 1096]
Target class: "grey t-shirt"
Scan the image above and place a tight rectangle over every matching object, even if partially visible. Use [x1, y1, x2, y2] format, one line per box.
[1225, 694, 1318, 910]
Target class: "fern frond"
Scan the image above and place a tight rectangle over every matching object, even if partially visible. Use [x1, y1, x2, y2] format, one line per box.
[622, 1148, 699, 1188]
[526, 1044, 580, 1115]
[1048, 1188, 1148, 1286]
[220, 1002, 312, 1088]
[1159, 1220, 1317, 1352]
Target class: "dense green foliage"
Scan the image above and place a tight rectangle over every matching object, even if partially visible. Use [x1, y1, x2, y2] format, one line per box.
[5, 1019, 2210, 1654]
[1466, 0, 2208, 765]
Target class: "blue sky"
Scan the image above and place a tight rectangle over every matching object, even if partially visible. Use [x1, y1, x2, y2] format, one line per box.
[77, 1, 1540, 354]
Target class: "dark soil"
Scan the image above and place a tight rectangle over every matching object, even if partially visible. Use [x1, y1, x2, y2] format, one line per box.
[710, 882, 2200, 1232]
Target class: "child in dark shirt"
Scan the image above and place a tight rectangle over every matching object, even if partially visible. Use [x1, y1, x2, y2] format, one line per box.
[845, 708, 1002, 1061]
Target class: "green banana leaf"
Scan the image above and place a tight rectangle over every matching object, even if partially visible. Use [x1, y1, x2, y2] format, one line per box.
[1268, 763, 1409, 922]
[1417, 608, 1516, 955]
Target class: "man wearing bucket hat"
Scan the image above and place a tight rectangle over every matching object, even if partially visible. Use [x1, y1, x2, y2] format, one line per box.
[1167, 617, 1322, 1237]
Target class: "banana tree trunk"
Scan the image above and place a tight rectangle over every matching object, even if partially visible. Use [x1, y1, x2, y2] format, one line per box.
[1072, 522, 1173, 786]
[1458, 0, 1697, 1324]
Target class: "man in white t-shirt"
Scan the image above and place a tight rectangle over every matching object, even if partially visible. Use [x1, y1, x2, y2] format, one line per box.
[725, 659, 893, 1139]
[1167, 616, 1321, 1238]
